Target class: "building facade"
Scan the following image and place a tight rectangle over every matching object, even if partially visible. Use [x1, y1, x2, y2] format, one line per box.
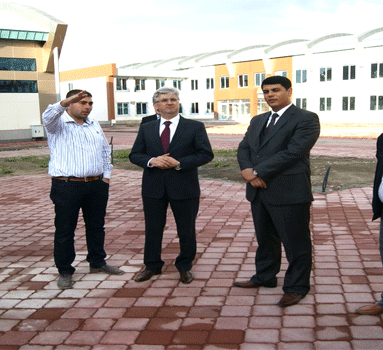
[0, 2, 67, 141]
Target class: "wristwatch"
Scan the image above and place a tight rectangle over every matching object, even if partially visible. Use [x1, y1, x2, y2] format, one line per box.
[175, 162, 182, 171]
[253, 169, 258, 177]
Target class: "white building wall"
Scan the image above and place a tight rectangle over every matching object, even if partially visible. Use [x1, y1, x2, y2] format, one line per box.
[60, 76, 109, 123]
[292, 44, 383, 123]
[0, 93, 41, 130]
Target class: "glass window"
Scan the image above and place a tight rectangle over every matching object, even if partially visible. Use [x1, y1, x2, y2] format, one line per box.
[0, 80, 38, 93]
[370, 96, 377, 110]
[117, 103, 129, 115]
[156, 79, 165, 89]
[206, 78, 214, 89]
[191, 102, 199, 114]
[371, 64, 378, 78]
[255, 73, 265, 86]
[136, 102, 148, 115]
[220, 76, 229, 89]
[350, 97, 355, 110]
[327, 98, 332, 110]
[0, 58, 36, 71]
[320, 97, 325, 111]
[379, 96, 383, 110]
[342, 97, 348, 110]
[173, 80, 181, 90]
[238, 74, 248, 87]
[135, 79, 145, 91]
[191, 79, 198, 90]
[302, 98, 307, 110]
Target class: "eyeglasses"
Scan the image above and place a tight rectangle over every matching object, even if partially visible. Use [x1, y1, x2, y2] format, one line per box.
[156, 98, 179, 103]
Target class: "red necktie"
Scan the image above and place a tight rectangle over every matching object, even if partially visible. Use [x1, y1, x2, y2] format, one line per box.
[161, 121, 171, 152]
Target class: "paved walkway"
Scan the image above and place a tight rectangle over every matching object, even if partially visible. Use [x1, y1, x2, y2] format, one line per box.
[1, 127, 383, 349]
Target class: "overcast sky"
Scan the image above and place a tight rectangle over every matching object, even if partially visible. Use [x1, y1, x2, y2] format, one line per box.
[3, 0, 383, 71]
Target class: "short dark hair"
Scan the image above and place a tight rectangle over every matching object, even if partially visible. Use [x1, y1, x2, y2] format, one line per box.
[261, 76, 291, 90]
[66, 89, 92, 98]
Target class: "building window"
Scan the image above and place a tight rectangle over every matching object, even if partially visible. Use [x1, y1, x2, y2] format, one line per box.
[206, 102, 214, 113]
[238, 74, 248, 88]
[191, 102, 199, 114]
[191, 79, 198, 90]
[206, 78, 214, 89]
[370, 96, 383, 110]
[0, 57, 36, 71]
[0, 80, 38, 93]
[68, 83, 73, 90]
[117, 102, 129, 115]
[136, 102, 148, 115]
[320, 97, 331, 111]
[320, 67, 332, 82]
[342, 97, 355, 111]
[135, 79, 146, 91]
[296, 70, 307, 83]
[343, 65, 356, 80]
[296, 98, 307, 110]
[371, 63, 383, 78]
[254, 73, 265, 87]
[220, 76, 229, 89]
[179, 103, 183, 114]
[116, 78, 128, 91]
[173, 80, 182, 90]
[275, 70, 287, 77]
[156, 79, 165, 89]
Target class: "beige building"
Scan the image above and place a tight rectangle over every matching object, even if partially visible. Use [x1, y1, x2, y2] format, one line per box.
[0, 2, 67, 141]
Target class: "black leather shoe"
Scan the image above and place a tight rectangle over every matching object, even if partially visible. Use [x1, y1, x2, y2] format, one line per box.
[277, 293, 304, 307]
[233, 280, 277, 288]
[180, 271, 194, 284]
[135, 269, 161, 282]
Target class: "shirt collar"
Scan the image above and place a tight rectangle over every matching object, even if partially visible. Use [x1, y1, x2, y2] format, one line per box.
[63, 110, 92, 125]
[272, 103, 292, 117]
[160, 114, 180, 126]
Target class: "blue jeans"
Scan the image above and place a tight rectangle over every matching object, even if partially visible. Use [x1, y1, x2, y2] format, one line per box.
[50, 178, 109, 275]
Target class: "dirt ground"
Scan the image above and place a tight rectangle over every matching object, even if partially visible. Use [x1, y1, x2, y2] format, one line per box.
[0, 122, 381, 193]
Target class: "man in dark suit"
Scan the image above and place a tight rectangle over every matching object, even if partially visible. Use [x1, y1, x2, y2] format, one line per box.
[356, 133, 383, 315]
[129, 87, 214, 284]
[235, 76, 320, 307]
[141, 114, 159, 124]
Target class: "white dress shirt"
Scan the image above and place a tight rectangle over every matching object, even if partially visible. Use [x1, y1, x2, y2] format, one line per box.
[42, 102, 112, 178]
[266, 103, 293, 127]
[159, 114, 180, 142]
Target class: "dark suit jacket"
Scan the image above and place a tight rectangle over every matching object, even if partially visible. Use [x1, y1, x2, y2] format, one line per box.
[141, 114, 158, 124]
[372, 133, 383, 220]
[237, 104, 320, 205]
[129, 116, 214, 200]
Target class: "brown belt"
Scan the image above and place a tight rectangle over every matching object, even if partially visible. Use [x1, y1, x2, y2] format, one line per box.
[53, 175, 102, 182]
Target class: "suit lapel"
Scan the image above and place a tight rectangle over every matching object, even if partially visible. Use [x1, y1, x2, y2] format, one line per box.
[151, 119, 163, 151]
[167, 115, 186, 152]
[260, 106, 294, 146]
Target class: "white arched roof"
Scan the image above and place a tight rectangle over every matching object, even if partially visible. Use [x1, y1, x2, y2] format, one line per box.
[0, 2, 63, 34]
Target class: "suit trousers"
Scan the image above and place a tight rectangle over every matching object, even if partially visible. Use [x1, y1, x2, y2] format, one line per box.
[50, 178, 109, 275]
[142, 196, 199, 272]
[250, 190, 312, 295]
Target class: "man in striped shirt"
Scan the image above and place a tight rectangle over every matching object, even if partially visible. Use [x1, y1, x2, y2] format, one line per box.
[42, 89, 124, 290]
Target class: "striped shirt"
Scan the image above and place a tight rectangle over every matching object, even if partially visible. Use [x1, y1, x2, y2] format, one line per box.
[42, 102, 112, 178]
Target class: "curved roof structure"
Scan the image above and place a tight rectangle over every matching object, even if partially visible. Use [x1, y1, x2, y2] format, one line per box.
[113, 28, 383, 72]
[0, 2, 64, 34]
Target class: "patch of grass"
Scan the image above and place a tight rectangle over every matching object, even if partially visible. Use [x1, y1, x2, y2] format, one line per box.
[0, 149, 377, 193]
[1, 167, 13, 174]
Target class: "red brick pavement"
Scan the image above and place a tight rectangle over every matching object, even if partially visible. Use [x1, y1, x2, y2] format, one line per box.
[0, 127, 383, 349]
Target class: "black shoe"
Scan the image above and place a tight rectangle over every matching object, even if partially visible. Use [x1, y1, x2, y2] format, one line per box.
[277, 293, 304, 307]
[135, 268, 161, 282]
[90, 264, 124, 275]
[57, 274, 73, 290]
[180, 271, 194, 284]
[233, 280, 277, 288]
